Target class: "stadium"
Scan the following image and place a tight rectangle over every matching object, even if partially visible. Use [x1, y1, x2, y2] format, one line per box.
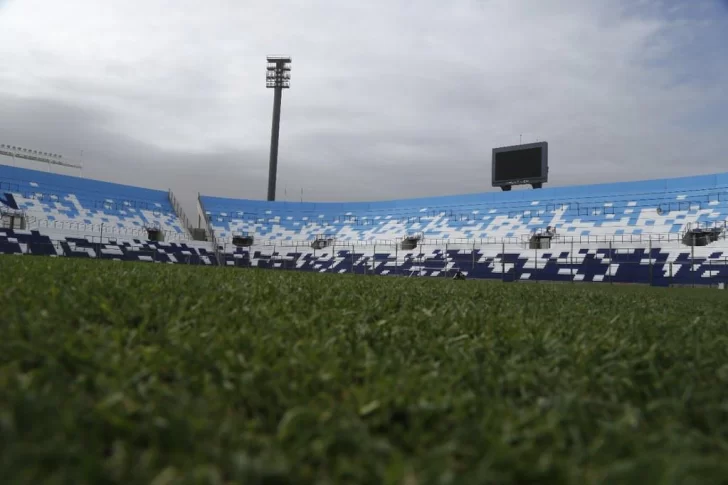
[4, 133, 728, 484]
[3, 2, 728, 484]
[2, 145, 728, 286]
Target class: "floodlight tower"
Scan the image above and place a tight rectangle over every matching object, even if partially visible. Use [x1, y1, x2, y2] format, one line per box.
[266, 56, 291, 201]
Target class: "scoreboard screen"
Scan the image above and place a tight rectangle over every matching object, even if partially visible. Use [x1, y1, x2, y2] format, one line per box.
[492, 141, 548, 190]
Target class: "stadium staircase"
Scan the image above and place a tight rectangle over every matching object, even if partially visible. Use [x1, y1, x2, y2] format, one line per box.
[168, 189, 194, 239]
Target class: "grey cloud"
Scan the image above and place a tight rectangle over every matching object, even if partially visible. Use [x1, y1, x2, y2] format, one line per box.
[0, 96, 266, 218]
[0, 0, 727, 214]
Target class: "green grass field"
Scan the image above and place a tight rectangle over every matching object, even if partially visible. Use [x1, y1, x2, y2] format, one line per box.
[2, 256, 728, 484]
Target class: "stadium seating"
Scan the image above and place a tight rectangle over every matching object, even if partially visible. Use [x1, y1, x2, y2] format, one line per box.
[0, 228, 215, 265]
[197, 172, 728, 286]
[200, 172, 728, 244]
[4, 160, 728, 286]
[0, 163, 188, 240]
[3, 225, 724, 286]
[215, 243, 728, 287]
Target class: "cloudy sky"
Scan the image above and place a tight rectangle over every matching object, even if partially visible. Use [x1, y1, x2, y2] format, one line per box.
[0, 0, 727, 214]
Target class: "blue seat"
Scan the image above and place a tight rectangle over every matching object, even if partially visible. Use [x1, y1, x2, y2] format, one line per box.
[200, 172, 728, 245]
[0, 163, 187, 239]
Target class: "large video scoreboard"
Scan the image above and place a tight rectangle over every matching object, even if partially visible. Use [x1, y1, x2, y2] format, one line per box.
[492, 141, 548, 191]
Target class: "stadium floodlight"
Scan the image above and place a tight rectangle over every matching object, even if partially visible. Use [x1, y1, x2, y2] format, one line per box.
[0, 144, 82, 170]
[265, 56, 292, 201]
[266, 56, 291, 89]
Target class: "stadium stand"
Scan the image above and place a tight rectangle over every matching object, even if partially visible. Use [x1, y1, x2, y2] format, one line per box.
[0, 228, 216, 264]
[198, 172, 728, 286]
[3, 159, 728, 286]
[0, 162, 217, 262]
[200, 173, 728, 243]
[0, 163, 189, 240]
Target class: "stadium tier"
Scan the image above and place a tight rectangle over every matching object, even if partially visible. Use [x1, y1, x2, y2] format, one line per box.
[0, 163, 188, 240]
[4, 161, 728, 286]
[1, 224, 726, 285]
[192, 172, 728, 286]
[200, 172, 728, 243]
[0, 228, 215, 264]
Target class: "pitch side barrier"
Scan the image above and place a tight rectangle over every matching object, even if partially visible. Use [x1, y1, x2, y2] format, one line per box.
[212, 237, 728, 288]
[3, 227, 728, 287]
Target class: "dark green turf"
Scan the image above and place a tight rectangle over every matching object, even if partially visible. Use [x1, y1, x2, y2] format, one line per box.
[2, 256, 728, 484]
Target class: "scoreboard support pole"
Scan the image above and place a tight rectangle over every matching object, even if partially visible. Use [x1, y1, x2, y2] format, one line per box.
[501, 184, 541, 191]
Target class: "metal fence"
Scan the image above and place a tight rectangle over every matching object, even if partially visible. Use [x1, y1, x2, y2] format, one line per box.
[0, 241, 213, 266]
[211, 238, 728, 288]
[212, 222, 728, 249]
[4, 224, 728, 287]
[23, 218, 190, 242]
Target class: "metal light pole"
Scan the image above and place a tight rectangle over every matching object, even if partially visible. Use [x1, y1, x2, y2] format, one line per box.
[266, 56, 291, 202]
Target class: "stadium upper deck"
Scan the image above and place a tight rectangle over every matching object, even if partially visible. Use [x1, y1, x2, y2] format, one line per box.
[200, 173, 728, 243]
[3, 161, 728, 247]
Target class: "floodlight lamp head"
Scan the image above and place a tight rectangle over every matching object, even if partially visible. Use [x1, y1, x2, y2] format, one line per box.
[266, 55, 292, 89]
[266, 55, 292, 63]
